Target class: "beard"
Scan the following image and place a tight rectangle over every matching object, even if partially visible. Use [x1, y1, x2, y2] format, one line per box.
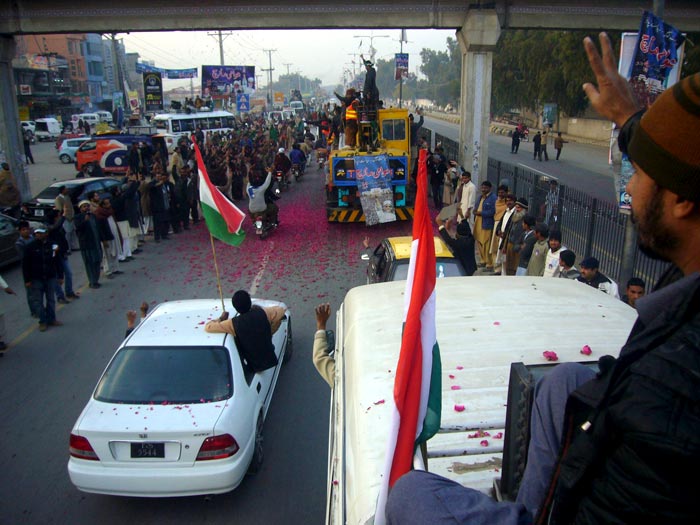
[631, 187, 678, 262]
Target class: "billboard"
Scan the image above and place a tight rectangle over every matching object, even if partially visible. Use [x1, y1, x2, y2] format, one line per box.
[142, 72, 164, 112]
[395, 53, 409, 80]
[202, 65, 256, 99]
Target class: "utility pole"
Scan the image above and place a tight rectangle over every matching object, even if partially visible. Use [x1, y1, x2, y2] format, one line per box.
[207, 30, 233, 66]
[398, 29, 408, 108]
[261, 49, 276, 108]
[109, 34, 128, 114]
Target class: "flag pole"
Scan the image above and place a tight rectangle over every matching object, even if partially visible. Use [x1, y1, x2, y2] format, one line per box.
[209, 233, 226, 312]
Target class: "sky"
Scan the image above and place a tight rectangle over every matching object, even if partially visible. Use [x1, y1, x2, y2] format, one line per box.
[121, 29, 455, 90]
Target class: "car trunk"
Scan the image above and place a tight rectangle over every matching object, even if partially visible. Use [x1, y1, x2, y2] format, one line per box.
[75, 401, 227, 466]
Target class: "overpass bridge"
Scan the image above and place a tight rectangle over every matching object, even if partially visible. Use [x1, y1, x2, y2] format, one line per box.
[2, 0, 700, 197]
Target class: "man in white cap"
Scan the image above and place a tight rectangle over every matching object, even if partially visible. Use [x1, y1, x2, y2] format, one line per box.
[22, 226, 64, 331]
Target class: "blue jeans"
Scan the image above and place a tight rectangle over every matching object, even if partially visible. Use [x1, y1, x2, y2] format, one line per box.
[386, 363, 596, 524]
[52, 256, 73, 299]
[29, 278, 56, 325]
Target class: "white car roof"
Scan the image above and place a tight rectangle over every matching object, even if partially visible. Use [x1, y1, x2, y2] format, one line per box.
[335, 276, 638, 525]
[124, 298, 286, 348]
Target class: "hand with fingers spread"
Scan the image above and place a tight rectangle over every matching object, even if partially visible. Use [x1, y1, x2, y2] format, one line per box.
[582, 33, 641, 127]
[315, 303, 331, 331]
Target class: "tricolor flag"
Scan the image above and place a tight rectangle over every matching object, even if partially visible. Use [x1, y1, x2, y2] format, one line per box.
[375, 148, 442, 524]
[193, 141, 246, 246]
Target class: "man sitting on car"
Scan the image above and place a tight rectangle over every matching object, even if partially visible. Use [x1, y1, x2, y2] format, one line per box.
[205, 290, 286, 372]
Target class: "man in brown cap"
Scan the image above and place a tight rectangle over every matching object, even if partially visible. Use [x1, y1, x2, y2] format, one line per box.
[386, 33, 700, 525]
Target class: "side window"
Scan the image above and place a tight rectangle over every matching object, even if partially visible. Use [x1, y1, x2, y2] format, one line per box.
[171, 120, 181, 133]
[84, 182, 102, 196]
[103, 180, 120, 194]
[379, 251, 392, 281]
[79, 141, 97, 151]
[382, 119, 406, 141]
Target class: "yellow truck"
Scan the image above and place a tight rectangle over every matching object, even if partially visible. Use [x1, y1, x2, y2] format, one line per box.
[326, 107, 412, 223]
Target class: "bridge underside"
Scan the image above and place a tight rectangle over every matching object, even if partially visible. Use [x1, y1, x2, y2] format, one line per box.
[2, 0, 700, 35]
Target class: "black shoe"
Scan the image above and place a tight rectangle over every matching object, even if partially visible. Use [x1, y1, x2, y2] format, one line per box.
[66, 293, 80, 299]
[113, 270, 124, 275]
[57, 297, 70, 304]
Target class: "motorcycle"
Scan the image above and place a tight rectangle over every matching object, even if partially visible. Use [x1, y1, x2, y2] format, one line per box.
[275, 170, 289, 191]
[253, 213, 277, 240]
[316, 148, 327, 170]
[291, 163, 303, 182]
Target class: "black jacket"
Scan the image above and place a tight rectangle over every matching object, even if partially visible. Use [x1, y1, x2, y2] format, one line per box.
[538, 273, 700, 524]
[438, 226, 476, 277]
[232, 306, 279, 373]
[22, 238, 64, 282]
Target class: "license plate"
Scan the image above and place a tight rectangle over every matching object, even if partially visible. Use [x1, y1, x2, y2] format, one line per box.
[35, 209, 44, 217]
[131, 442, 165, 458]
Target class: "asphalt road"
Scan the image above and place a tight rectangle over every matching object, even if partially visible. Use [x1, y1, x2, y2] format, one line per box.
[423, 116, 618, 203]
[0, 141, 412, 525]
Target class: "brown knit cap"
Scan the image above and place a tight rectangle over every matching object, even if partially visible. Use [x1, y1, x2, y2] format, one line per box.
[627, 72, 700, 201]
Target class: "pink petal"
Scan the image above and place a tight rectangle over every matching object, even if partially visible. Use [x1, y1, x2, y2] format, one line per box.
[198, 321, 205, 325]
[494, 432, 504, 439]
[373, 399, 385, 405]
[543, 350, 559, 361]
[454, 404, 465, 412]
[456, 365, 464, 370]
[451, 385, 461, 390]
[493, 321, 501, 326]
[448, 374, 455, 379]
[580, 345, 592, 355]
[480, 439, 489, 447]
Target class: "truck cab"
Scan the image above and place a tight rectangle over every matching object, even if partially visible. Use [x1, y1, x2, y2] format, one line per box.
[326, 277, 637, 524]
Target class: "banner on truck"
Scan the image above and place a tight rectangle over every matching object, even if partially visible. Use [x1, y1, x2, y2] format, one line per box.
[355, 154, 396, 226]
[202, 66, 256, 99]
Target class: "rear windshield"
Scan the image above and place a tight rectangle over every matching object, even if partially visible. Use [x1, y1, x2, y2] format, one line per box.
[94, 346, 233, 404]
[35, 186, 61, 200]
[392, 260, 465, 281]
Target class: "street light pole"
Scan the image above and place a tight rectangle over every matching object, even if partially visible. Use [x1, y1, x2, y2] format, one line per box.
[353, 33, 390, 64]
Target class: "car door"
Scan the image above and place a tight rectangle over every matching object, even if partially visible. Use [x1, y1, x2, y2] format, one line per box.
[0, 216, 19, 267]
[367, 243, 387, 284]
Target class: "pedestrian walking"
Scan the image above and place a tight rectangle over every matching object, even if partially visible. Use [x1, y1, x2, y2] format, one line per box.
[510, 129, 520, 154]
[23, 129, 34, 164]
[554, 132, 568, 160]
[22, 227, 64, 331]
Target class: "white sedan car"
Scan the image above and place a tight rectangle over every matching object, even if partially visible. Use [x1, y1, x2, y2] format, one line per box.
[68, 298, 292, 497]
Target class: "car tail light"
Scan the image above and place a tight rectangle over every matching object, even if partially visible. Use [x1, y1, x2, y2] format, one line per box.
[70, 433, 99, 460]
[196, 434, 239, 461]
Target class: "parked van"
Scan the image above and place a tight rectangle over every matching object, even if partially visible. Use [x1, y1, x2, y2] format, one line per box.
[325, 277, 637, 525]
[71, 113, 100, 131]
[75, 134, 153, 175]
[34, 118, 62, 141]
[96, 110, 113, 124]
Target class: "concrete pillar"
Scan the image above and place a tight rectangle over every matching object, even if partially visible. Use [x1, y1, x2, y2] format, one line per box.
[0, 35, 30, 200]
[456, 10, 501, 185]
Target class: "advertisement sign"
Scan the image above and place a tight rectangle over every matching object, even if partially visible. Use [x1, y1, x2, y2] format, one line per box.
[355, 154, 396, 225]
[128, 90, 140, 115]
[612, 13, 685, 210]
[142, 72, 164, 112]
[627, 11, 685, 109]
[202, 65, 256, 99]
[395, 53, 409, 80]
[274, 91, 285, 105]
[236, 94, 250, 113]
[19, 84, 32, 95]
[136, 63, 198, 79]
[542, 103, 557, 128]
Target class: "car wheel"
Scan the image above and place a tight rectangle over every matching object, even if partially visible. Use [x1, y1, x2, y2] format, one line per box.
[283, 317, 293, 363]
[85, 163, 96, 176]
[247, 414, 264, 475]
[59, 154, 72, 164]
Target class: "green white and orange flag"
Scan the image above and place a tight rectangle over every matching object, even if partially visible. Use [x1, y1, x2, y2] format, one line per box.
[193, 141, 246, 246]
[375, 148, 442, 524]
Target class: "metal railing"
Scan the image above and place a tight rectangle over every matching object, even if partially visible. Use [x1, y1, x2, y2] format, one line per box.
[429, 130, 670, 288]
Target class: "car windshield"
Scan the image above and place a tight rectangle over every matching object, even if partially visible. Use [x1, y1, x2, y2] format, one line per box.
[94, 346, 233, 404]
[392, 260, 464, 281]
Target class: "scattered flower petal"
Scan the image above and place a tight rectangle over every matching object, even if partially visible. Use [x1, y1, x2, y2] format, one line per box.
[448, 374, 455, 379]
[581, 345, 592, 355]
[494, 432, 503, 439]
[451, 385, 461, 390]
[373, 399, 385, 405]
[543, 350, 559, 361]
[480, 440, 489, 447]
[456, 365, 464, 370]
[454, 404, 465, 412]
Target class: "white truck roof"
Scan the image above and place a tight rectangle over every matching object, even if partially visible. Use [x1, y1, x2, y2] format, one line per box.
[327, 276, 638, 525]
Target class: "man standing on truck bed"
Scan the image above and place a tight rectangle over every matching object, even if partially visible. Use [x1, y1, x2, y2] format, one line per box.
[386, 33, 700, 525]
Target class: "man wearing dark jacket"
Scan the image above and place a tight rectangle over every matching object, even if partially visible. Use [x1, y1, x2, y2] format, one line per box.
[149, 171, 175, 242]
[435, 216, 476, 276]
[22, 227, 64, 331]
[386, 34, 700, 525]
